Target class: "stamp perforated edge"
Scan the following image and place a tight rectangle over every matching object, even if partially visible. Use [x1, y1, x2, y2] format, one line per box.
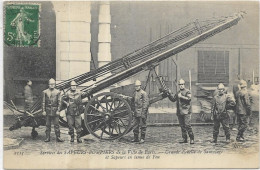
[4, 2, 42, 47]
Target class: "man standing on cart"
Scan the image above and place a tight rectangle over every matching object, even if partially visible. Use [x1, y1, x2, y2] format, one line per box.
[168, 79, 195, 144]
[132, 80, 149, 144]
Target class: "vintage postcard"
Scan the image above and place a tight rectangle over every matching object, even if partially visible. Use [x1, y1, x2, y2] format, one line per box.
[2, 0, 259, 169]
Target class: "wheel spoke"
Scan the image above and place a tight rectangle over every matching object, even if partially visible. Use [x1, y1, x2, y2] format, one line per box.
[100, 122, 107, 139]
[114, 100, 123, 111]
[110, 97, 115, 112]
[113, 109, 129, 117]
[106, 95, 113, 110]
[112, 120, 119, 134]
[88, 118, 104, 124]
[92, 120, 105, 132]
[89, 105, 102, 112]
[117, 118, 127, 128]
[96, 99, 107, 112]
[117, 122, 122, 134]
[113, 120, 123, 134]
[114, 120, 123, 128]
[113, 116, 129, 120]
[104, 96, 109, 111]
[111, 124, 114, 135]
[108, 124, 112, 136]
[86, 113, 102, 117]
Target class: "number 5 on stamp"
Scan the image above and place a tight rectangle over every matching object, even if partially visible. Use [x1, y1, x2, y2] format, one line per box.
[4, 3, 41, 47]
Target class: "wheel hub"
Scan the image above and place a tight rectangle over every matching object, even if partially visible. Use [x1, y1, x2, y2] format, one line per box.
[104, 112, 111, 120]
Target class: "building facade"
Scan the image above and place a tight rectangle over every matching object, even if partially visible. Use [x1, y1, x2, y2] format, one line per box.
[4, 1, 259, 109]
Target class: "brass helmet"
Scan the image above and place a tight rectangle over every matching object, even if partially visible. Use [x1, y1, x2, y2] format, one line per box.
[239, 80, 247, 88]
[135, 80, 142, 86]
[49, 78, 55, 84]
[179, 79, 185, 85]
[217, 83, 225, 90]
[70, 81, 77, 86]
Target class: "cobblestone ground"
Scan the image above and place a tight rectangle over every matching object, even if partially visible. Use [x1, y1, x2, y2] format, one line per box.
[4, 123, 259, 155]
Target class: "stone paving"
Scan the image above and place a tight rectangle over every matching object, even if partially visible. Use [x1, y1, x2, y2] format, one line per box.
[4, 123, 259, 156]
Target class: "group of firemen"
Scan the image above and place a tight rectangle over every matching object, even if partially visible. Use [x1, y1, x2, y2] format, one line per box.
[24, 77, 252, 144]
[210, 80, 252, 143]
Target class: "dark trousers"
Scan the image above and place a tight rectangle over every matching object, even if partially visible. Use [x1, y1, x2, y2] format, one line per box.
[177, 114, 194, 140]
[213, 114, 230, 140]
[237, 114, 249, 138]
[67, 115, 82, 137]
[45, 115, 60, 137]
[133, 116, 147, 139]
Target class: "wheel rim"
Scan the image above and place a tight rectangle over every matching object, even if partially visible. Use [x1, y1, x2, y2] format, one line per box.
[84, 92, 132, 140]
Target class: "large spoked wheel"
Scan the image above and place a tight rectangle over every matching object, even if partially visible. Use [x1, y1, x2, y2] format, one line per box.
[84, 92, 132, 140]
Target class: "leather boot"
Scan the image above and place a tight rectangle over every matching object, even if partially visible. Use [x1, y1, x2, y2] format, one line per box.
[179, 138, 188, 143]
[139, 134, 145, 144]
[70, 135, 74, 143]
[131, 134, 139, 142]
[236, 132, 244, 142]
[56, 131, 64, 142]
[139, 139, 145, 144]
[226, 136, 231, 143]
[44, 132, 50, 142]
[236, 137, 245, 142]
[210, 138, 217, 143]
[56, 137, 64, 142]
[189, 134, 195, 144]
[141, 133, 145, 140]
[77, 136, 82, 143]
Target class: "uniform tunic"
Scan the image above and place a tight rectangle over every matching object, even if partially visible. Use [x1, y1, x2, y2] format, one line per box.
[42, 88, 61, 135]
[168, 88, 194, 140]
[132, 89, 149, 138]
[63, 89, 83, 136]
[211, 93, 236, 140]
[235, 88, 251, 138]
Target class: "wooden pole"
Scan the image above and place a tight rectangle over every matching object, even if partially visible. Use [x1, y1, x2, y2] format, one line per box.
[189, 70, 192, 91]
[253, 70, 255, 84]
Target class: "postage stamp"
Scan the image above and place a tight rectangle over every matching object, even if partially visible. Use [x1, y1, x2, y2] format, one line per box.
[4, 3, 41, 47]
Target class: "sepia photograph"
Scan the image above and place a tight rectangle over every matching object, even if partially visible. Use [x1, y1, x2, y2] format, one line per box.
[2, 0, 259, 169]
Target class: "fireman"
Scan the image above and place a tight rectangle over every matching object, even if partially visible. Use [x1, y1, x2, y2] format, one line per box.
[63, 81, 84, 143]
[132, 80, 149, 144]
[235, 80, 251, 142]
[42, 78, 64, 142]
[211, 83, 236, 143]
[168, 79, 195, 144]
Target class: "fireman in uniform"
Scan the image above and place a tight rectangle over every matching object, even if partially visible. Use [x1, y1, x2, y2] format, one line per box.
[132, 80, 149, 144]
[62, 81, 83, 143]
[168, 79, 195, 144]
[231, 75, 241, 130]
[235, 80, 251, 142]
[211, 83, 236, 143]
[42, 78, 64, 142]
[24, 80, 33, 112]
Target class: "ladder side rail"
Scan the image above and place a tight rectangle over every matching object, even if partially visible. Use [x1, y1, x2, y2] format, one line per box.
[81, 15, 241, 98]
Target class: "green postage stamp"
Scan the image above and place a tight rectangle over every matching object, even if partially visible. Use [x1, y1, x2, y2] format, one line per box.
[4, 3, 41, 47]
